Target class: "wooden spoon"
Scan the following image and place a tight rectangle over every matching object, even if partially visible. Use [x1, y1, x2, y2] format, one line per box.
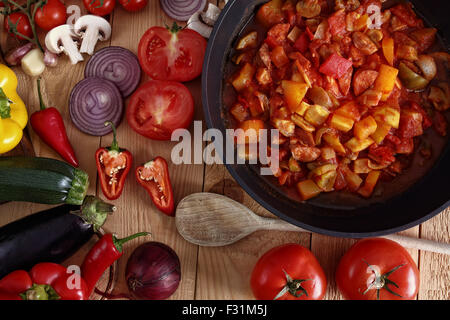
[175, 192, 450, 255]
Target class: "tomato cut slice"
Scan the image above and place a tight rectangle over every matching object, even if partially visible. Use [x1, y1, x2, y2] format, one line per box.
[126, 80, 194, 141]
[138, 24, 207, 82]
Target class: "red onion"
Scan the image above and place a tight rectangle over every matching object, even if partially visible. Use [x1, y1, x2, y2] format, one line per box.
[69, 77, 123, 136]
[160, 0, 206, 21]
[5, 43, 34, 66]
[126, 242, 181, 300]
[85, 46, 141, 97]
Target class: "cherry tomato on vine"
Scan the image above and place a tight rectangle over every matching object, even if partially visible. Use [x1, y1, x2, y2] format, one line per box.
[336, 238, 420, 300]
[138, 24, 207, 82]
[83, 0, 116, 16]
[34, 0, 67, 31]
[250, 243, 327, 300]
[119, 0, 148, 12]
[3, 12, 32, 40]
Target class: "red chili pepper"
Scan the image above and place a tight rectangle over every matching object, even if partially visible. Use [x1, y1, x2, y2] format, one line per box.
[135, 156, 175, 216]
[81, 232, 149, 296]
[30, 78, 78, 167]
[0, 263, 88, 300]
[319, 52, 353, 79]
[95, 122, 133, 200]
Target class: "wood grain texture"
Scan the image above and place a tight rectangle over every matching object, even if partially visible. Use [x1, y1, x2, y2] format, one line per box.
[0, 0, 449, 301]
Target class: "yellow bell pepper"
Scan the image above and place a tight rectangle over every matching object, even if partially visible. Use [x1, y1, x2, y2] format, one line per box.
[0, 64, 28, 154]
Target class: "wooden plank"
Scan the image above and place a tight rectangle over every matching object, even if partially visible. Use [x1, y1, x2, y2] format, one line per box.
[102, 0, 208, 300]
[196, 163, 311, 299]
[418, 208, 450, 300]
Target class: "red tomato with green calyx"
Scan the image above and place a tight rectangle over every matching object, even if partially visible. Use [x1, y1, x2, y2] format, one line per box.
[35, 0, 67, 31]
[336, 238, 420, 300]
[119, 0, 148, 12]
[138, 24, 207, 82]
[83, 0, 115, 16]
[250, 243, 327, 300]
[3, 12, 32, 40]
[126, 80, 194, 141]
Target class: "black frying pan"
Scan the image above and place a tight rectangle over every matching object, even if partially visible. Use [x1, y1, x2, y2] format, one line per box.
[202, 0, 450, 238]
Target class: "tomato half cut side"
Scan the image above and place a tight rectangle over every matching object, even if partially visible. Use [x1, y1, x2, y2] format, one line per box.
[138, 25, 207, 82]
[126, 80, 194, 141]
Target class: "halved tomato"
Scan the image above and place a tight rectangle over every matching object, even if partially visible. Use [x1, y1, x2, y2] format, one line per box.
[126, 80, 194, 140]
[137, 24, 207, 82]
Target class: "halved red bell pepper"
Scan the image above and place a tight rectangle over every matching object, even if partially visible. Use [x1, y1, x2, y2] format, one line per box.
[0, 263, 88, 300]
[95, 122, 132, 200]
[135, 156, 174, 216]
[319, 52, 353, 79]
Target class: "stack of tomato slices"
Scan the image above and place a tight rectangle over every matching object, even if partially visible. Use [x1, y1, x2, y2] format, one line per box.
[227, 0, 449, 200]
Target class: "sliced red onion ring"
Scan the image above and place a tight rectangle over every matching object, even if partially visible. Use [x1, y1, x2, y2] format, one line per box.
[160, 0, 206, 21]
[84, 46, 141, 97]
[69, 77, 123, 136]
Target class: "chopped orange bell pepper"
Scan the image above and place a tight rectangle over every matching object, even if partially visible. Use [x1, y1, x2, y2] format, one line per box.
[281, 80, 309, 113]
[373, 64, 399, 101]
[382, 37, 395, 66]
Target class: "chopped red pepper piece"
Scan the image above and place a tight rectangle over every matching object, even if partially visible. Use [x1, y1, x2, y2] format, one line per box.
[319, 52, 353, 79]
[293, 32, 310, 53]
[328, 9, 346, 36]
[95, 122, 133, 200]
[136, 156, 175, 216]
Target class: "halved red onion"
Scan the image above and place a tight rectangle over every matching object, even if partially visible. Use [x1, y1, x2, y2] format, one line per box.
[160, 0, 206, 21]
[84, 46, 141, 97]
[69, 77, 123, 136]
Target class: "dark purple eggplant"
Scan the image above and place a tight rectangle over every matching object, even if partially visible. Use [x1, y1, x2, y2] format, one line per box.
[0, 196, 115, 278]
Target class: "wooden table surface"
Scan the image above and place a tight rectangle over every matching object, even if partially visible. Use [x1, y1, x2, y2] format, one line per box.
[0, 0, 449, 300]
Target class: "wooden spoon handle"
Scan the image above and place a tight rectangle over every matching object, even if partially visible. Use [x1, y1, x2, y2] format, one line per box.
[381, 234, 450, 255]
[260, 218, 450, 255]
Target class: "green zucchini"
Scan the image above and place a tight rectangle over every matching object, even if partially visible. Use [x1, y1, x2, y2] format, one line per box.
[0, 157, 89, 205]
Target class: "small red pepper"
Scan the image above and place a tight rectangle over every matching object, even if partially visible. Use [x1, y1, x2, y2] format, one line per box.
[319, 52, 353, 79]
[0, 263, 88, 300]
[135, 156, 175, 216]
[30, 78, 78, 167]
[95, 122, 133, 200]
[81, 232, 149, 296]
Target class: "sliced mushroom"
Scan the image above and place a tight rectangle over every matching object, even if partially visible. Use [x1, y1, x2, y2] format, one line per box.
[187, 12, 213, 38]
[45, 24, 83, 65]
[74, 15, 111, 55]
[416, 55, 437, 81]
[201, 3, 221, 26]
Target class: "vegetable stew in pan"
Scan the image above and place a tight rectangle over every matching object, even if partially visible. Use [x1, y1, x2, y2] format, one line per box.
[224, 0, 449, 204]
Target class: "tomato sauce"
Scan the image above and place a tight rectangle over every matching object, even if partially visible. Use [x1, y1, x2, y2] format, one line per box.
[223, 0, 450, 206]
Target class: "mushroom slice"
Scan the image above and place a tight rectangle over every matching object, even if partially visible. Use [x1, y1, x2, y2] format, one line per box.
[201, 3, 221, 26]
[74, 15, 111, 55]
[187, 12, 213, 38]
[45, 24, 83, 65]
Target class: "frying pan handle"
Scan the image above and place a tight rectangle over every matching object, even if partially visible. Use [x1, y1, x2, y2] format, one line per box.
[381, 234, 450, 255]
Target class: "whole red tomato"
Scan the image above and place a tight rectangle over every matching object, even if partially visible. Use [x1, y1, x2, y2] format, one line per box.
[83, 0, 115, 16]
[250, 243, 327, 300]
[336, 238, 420, 300]
[138, 24, 207, 82]
[35, 0, 67, 31]
[3, 12, 32, 40]
[126, 80, 194, 141]
[119, 0, 147, 12]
